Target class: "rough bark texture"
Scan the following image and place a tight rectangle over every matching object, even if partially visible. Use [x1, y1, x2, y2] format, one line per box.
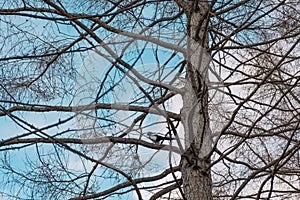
[180, 1, 213, 199]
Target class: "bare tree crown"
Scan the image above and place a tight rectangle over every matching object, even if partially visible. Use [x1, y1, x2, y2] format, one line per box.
[0, 1, 300, 199]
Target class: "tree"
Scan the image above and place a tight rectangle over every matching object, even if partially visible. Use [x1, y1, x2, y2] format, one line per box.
[1, 0, 300, 199]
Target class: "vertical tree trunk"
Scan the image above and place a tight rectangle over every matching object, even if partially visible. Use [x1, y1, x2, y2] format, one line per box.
[181, 1, 213, 199]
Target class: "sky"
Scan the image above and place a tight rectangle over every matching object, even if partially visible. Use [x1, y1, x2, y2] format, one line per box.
[0, 2, 227, 199]
[0, 36, 186, 200]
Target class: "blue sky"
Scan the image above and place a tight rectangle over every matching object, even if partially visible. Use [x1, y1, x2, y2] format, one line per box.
[0, 1, 189, 199]
[0, 39, 184, 200]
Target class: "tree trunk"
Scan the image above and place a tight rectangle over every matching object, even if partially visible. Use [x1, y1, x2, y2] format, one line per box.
[181, 1, 213, 199]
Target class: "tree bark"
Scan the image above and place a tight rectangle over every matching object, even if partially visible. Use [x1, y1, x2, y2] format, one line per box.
[181, 1, 213, 199]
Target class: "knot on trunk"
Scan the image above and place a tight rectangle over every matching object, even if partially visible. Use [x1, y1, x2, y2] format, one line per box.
[181, 143, 210, 175]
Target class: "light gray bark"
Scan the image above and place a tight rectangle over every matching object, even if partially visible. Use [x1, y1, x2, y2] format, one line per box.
[180, 1, 213, 199]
